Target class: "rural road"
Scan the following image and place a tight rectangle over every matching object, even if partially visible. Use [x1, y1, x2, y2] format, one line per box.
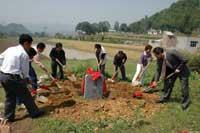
[34, 44, 96, 60]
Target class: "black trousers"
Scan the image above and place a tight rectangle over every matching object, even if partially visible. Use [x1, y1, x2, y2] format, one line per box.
[114, 65, 126, 80]
[51, 61, 64, 79]
[99, 64, 105, 75]
[0, 73, 40, 120]
[161, 73, 190, 107]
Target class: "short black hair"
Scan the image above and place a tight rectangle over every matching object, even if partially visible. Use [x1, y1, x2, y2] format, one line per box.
[145, 44, 152, 51]
[56, 42, 62, 48]
[37, 42, 46, 49]
[19, 34, 33, 45]
[26, 47, 37, 57]
[153, 47, 164, 55]
[118, 51, 123, 54]
[95, 44, 101, 49]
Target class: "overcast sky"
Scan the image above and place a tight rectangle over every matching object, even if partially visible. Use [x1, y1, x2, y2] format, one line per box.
[0, 0, 177, 26]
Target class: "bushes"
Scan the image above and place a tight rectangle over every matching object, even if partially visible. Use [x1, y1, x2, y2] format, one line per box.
[182, 52, 200, 73]
[187, 54, 200, 73]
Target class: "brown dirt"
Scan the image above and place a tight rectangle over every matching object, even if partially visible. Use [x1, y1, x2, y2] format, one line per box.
[38, 74, 164, 122]
[9, 74, 164, 132]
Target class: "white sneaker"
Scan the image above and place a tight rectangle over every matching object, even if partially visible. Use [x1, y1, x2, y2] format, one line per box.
[108, 78, 115, 83]
[132, 81, 142, 87]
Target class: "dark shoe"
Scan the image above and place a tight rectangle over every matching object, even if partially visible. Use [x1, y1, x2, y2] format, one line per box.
[6, 119, 15, 122]
[182, 101, 191, 110]
[31, 110, 45, 118]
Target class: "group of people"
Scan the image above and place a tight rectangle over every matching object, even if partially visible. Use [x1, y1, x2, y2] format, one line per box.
[0, 34, 67, 122]
[0, 33, 191, 122]
[95, 43, 190, 110]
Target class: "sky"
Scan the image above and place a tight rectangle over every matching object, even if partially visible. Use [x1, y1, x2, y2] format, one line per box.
[0, 0, 177, 33]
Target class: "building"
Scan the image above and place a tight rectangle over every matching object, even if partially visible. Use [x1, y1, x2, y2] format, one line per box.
[176, 36, 200, 53]
[147, 29, 162, 35]
[149, 31, 200, 53]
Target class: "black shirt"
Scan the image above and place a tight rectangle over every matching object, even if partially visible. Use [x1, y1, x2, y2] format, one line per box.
[113, 52, 127, 66]
[49, 48, 66, 65]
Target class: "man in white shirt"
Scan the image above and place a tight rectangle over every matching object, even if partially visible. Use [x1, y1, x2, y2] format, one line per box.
[94, 44, 107, 75]
[0, 34, 44, 122]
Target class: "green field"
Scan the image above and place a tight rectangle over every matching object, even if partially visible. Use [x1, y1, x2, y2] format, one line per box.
[0, 38, 200, 133]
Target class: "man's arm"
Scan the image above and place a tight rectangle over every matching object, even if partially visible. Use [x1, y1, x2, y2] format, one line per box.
[49, 48, 56, 61]
[0, 50, 7, 66]
[113, 55, 117, 65]
[61, 50, 66, 65]
[20, 54, 30, 78]
[33, 55, 48, 72]
[122, 54, 127, 64]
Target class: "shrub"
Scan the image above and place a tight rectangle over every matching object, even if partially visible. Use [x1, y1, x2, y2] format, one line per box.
[188, 54, 200, 73]
[183, 52, 200, 73]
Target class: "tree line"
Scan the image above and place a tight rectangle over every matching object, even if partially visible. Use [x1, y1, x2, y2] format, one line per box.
[75, 21, 130, 35]
[76, 0, 200, 35]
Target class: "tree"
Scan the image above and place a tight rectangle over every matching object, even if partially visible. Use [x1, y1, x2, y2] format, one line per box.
[76, 21, 95, 35]
[54, 33, 65, 39]
[128, 0, 200, 34]
[91, 23, 100, 33]
[114, 21, 120, 31]
[98, 21, 110, 32]
[120, 23, 128, 32]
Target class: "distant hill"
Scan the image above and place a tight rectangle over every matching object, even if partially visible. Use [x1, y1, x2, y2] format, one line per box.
[0, 23, 30, 35]
[129, 0, 200, 34]
[25, 23, 75, 35]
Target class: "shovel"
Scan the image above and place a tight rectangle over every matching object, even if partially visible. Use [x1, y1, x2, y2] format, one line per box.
[137, 63, 151, 81]
[56, 59, 66, 69]
[143, 72, 177, 93]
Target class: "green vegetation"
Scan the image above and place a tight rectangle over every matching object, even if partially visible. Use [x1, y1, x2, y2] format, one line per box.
[184, 53, 200, 73]
[129, 0, 200, 34]
[76, 21, 111, 35]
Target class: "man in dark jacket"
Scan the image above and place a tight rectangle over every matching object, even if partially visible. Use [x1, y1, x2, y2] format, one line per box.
[151, 47, 190, 110]
[111, 51, 127, 81]
[49, 43, 66, 79]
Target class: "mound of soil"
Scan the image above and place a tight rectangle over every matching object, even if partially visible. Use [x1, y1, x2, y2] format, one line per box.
[36, 75, 164, 122]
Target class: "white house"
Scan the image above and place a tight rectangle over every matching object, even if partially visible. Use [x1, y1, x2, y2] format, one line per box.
[148, 31, 200, 53]
[176, 36, 200, 53]
[147, 29, 162, 35]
